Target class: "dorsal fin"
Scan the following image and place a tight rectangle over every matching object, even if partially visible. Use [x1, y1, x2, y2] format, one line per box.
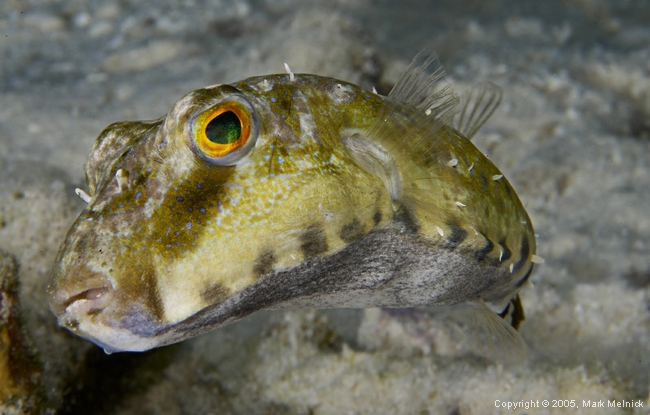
[388, 49, 459, 119]
[456, 81, 502, 140]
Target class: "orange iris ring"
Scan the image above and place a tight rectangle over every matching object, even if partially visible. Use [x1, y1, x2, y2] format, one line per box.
[194, 104, 251, 159]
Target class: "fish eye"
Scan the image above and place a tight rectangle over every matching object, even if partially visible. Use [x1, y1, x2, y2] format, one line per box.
[190, 97, 259, 165]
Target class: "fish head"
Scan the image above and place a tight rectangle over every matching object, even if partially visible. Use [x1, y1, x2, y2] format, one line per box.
[48, 76, 389, 352]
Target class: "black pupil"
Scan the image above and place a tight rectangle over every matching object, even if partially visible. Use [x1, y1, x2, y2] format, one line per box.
[205, 111, 241, 144]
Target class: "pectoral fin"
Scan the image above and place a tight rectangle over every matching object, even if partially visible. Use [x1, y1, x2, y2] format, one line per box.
[466, 299, 526, 364]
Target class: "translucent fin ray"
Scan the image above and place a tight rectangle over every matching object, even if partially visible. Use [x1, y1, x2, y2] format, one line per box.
[345, 49, 460, 205]
[456, 81, 502, 140]
[467, 299, 526, 364]
[388, 49, 459, 119]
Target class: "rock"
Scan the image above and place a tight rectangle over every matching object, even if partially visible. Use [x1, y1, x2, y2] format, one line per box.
[0, 250, 44, 414]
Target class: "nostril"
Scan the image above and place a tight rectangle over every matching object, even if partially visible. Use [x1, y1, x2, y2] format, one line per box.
[49, 275, 114, 319]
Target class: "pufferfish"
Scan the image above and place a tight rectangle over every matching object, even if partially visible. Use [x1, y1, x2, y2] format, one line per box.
[49, 50, 542, 360]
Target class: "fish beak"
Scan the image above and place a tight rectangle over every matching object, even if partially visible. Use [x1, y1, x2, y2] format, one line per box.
[49, 272, 114, 324]
[48, 247, 175, 353]
[48, 267, 158, 353]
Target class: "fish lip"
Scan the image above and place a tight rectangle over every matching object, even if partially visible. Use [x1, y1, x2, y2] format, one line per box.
[48, 274, 114, 324]
[48, 273, 171, 352]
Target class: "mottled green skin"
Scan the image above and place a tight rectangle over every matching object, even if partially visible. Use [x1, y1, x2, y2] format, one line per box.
[49, 73, 535, 352]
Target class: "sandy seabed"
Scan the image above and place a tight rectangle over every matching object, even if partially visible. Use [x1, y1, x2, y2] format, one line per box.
[1, 0, 650, 414]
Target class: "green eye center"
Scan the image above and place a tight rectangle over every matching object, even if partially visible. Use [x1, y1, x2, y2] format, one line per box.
[205, 111, 241, 144]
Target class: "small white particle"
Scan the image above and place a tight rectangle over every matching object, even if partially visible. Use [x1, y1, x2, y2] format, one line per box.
[509, 263, 514, 273]
[455, 201, 466, 208]
[499, 248, 504, 261]
[469, 226, 479, 235]
[258, 78, 273, 91]
[531, 254, 545, 264]
[448, 158, 458, 167]
[284, 63, 295, 81]
[75, 188, 91, 204]
[492, 174, 503, 181]
[372, 86, 378, 94]
[436, 226, 444, 237]
[468, 163, 474, 172]
[425, 109, 432, 116]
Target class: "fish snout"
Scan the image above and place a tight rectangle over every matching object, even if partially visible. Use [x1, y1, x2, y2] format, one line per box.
[49, 273, 114, 327]
[48, 263, 169, 352]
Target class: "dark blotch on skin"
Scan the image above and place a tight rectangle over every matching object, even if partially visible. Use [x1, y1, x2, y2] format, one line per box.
[154, 166, 235, 260]
[201, 282, 230, 305]
[476, 235, 493, 261]
[300, 225, 328, 257]
[444, 224, 467, 250]
[392, 203, 419, 234]
[480, 172, 489, 189]
[116, 266, 165, 334]
[499, 240, 512, 262]
[340, 218, 365, 243]
[134, 266, 165, 322]
[514, 237, 530, 273]
[373, 211, 382, 226]
[253, 250, 275, 278]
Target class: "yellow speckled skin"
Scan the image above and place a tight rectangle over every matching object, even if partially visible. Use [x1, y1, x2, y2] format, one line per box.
[49, 65, 536, 352]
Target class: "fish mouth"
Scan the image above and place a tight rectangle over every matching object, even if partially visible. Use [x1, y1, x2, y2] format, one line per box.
[48, 272, 171, 352]
[49, 274, 115, 326]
